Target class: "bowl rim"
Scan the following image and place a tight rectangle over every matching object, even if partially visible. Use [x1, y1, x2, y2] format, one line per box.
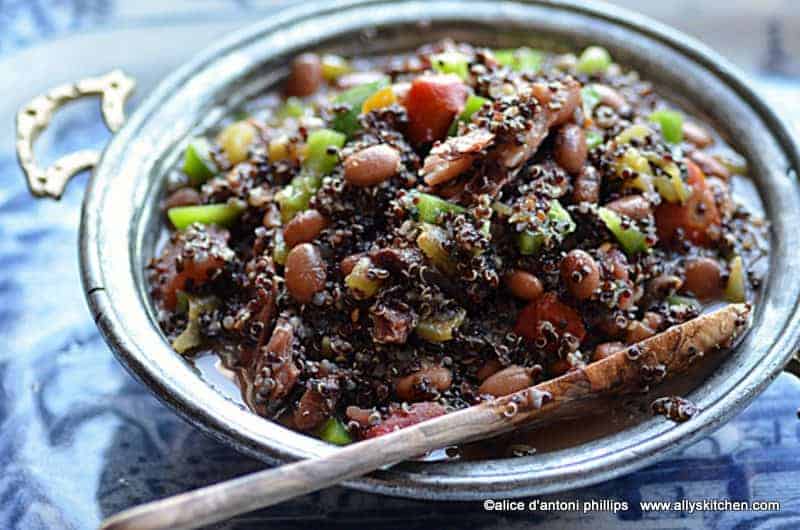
[79, 0, 800, 500]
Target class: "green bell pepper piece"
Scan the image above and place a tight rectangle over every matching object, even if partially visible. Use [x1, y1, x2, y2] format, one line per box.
[304, 128, 346, 176]
[407, 191, 466, 224]
[331, 78, 389, 137]
[316, 418, 352, 445]
[650, 109, 684, 144]
[576, 46, 612, 75]
[494, 47, 544, 72]
[448, 94, 488, 135]
[597, 206, 649, 256]
[517, 199, 575, 255]
[276, 173, 322, 222]
[168, 202, 245, 230]
[183, 138, 217, 186]
[321, 54, 352, 81]
[279, 96, 306, 119]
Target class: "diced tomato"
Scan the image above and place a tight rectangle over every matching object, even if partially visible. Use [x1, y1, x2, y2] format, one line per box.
[655, 160, 721, 246]
[364, 402, 446, 438]
[404, 74, 468, 145]
[514, 292, 586, 350]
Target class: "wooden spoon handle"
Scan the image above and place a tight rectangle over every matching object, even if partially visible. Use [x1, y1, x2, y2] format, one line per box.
[101, 304, 748, 530]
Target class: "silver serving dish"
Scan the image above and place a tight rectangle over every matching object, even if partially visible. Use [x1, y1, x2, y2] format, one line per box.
[15, 0, 800, 500]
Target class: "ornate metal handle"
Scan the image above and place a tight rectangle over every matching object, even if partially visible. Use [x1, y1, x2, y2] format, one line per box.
[15, 70, 136, 199]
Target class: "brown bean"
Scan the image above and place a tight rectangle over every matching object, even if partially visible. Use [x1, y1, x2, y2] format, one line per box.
[285, 53, 322, 97]
[344, 144, 401, 187]
[476, 359, 503, 381]
[561, 250, 600, 300]
[592, 84, 627, 111]
[573, 166, 601, 204]
[164, 187, 201, 209]
[690, 150, 730, 180]
[550, 81, 581, 126]
[479, 365, 534, 396]
[682, 257, 723, 300]
[345, 406, 375, 427]
[648, 274, 683, 297]
[340, 252, 367, 276]
[593, 341, 624, 362]
[285, 243, 327, 304]
[505, 269, 544, 301]
[682, 121, 713, 148]
[395, 365, 452, 401]
[605, 195, 652, 221]
[283, 209, 328, 247]
[553, 124, 587, 175]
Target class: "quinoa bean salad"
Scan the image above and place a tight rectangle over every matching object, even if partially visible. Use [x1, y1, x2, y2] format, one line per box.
[149, 41, 768, 447]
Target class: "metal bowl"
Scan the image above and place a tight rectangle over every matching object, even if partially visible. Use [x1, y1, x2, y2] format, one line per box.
[17, 0, 800, 500]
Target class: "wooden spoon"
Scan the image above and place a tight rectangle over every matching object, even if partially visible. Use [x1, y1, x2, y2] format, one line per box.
[102, 303, 749, 530]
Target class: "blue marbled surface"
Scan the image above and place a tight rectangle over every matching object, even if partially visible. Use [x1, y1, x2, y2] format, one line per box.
[2, 1, 800, 529]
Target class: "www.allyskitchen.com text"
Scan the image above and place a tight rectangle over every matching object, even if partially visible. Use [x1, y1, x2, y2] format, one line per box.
[483, 498, 781, 514]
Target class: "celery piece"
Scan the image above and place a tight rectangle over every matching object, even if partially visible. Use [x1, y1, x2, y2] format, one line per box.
[276, 173, 322, 222]
[725, 256, 746, 303]
[415, 308, 466, 342]
[431, 51, 470, 79]
[321, 54, 352, 81]
[183, 138, 217, 186]
[315, 418, 352, 445]
[304, 128, 346, 176]
[345, 258, 382, 299]
[576, 46, 612, 75]
[650, 109, 684, 144]
[597, 206, 649, 256]
[417, 223, 457, 275]
[331, 78, 389, 137]
[168, 202, 245, 230]
[172, 296, 218, 354]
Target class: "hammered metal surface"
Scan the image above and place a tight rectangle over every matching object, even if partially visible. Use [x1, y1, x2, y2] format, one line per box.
[2, 1, 800, 529]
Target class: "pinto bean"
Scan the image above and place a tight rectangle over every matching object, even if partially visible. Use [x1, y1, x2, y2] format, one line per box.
[283, 209, 328, 247]
[164, 187, 201, 210]
[648, 274, 683, 298]
[285, 53, 322, 97]
[573, 166, 601, 204]
[690, 150, 730, 180]
[505, 269, 544, 301]
[682, 257, 723, 300]
[395, 365, 452, 401]
[592, 84, 627, 111]
[479, 365, 534, 396]
[550, 81, 582, 126]
[682, 121, 713, 148]
[553, 124, 587, 175]
[476, 359, 503, 381]
[593, 341, 624, 362]
[340, 252, 367, 276]
[605, 195, 652, 221]
[561, 250, 601, 300]
[344, 144, 401, 186]
[285, 243, 327, 304]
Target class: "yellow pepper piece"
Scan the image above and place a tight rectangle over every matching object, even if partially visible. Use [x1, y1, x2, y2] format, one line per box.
[268, 135, 291, 162]
[361, 86, 396, 114]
